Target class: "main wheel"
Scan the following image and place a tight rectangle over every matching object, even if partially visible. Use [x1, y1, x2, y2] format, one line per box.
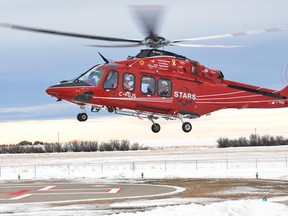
[151, 123, 161, 133]
[107, 106, 114, 113]
[77, 113, 88, 122]
[182, 122, 192, 133]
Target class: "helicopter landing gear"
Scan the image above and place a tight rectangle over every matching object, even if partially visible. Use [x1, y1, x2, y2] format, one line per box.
[107, 106, 115, 113]
[182, 122, 192, 133]
[151, 123, 161, 133]
[77, 113, 88, 122]
[77, 106, 88, 122]
[148, 116, 161, 133]
[179, 115, 192, 133]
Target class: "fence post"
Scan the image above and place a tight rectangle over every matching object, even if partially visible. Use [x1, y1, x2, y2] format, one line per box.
[195, 160, 198, 171]
[67, 164, 70, 175]
[34, 165, 37, 177]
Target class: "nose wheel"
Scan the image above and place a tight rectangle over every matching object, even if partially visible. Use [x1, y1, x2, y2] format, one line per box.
[77, 106, 88, 122]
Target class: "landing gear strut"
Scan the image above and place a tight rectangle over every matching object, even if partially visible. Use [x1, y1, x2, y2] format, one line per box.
[179, 115, 192, 133]
[148, 116, 161, 133]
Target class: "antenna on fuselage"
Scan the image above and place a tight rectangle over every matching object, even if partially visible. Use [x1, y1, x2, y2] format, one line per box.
[98, 52, 110, 64]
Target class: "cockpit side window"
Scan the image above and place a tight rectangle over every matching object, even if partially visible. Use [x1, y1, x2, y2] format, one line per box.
[123, 73, 135, 91]
[103, 70, 119, 89]
[141, 76, 155, 95]
[77, 66, 104, 87]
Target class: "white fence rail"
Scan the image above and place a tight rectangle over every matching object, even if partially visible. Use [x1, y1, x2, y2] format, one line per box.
[0, 157, 287, 180]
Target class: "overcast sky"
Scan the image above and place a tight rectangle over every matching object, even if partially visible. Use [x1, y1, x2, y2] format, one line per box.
[0, 0, 288, 144]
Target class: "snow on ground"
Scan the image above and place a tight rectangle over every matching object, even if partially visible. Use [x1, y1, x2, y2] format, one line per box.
[111, 200, 288, 216]
[1, 145, 288, 180]
[1, 146, 288, 215]
[109, 200, 288, 216]
[0, 199, 287, 216]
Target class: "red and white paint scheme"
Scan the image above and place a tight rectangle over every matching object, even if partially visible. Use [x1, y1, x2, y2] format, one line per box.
[1, 19, 288, 133]
[44, 49, 288, 133]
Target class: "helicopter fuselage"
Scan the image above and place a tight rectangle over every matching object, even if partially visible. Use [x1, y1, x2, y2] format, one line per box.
[46, 49, 288, 132]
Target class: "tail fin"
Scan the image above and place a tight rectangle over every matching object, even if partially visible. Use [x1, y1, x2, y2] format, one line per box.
[279, 85, 288, 98]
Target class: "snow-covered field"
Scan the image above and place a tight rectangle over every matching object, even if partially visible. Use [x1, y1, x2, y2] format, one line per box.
[1, 199, 288, 216]
[1, 146, 288, 215]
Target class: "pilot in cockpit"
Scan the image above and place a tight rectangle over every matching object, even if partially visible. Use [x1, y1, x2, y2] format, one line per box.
[124, 75, 134, 91]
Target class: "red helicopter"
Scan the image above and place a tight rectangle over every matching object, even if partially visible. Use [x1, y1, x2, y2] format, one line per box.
[1, 9, 288, 133]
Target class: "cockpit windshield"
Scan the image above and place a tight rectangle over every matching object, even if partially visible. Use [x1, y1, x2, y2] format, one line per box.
[75, 65, 104, 86]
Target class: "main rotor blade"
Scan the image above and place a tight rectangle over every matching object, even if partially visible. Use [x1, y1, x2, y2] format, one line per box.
[169, 43, 243, 48]
[173, 25, 288, 43]
[0, 23, 142, 43]
[85, 43, 143, 48]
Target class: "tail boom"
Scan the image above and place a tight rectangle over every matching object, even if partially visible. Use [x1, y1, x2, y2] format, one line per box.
[195, 81, 288, 116]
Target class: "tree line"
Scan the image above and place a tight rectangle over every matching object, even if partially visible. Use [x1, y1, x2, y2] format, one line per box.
[0, 140, 148, 154]
[217, 134, 288, 148]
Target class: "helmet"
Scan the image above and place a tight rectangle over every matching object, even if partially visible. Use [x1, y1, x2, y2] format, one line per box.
[125, 75, 131, 81]
[161, 80, 168, 86]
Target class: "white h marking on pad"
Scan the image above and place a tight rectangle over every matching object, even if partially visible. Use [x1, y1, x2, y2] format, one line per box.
[10, 194, 32, 200]
[108, 188, 122, 193]
[38, 186, 56, 191]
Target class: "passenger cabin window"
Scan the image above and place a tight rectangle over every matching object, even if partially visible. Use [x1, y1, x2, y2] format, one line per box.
[141, 76, 155, 95]
[77, 66, 104, 87]
[103, 70, 118, 89]
[123, 73, 135, 91]
[191, 64, 198, 74]
[158, 79, 172, 97]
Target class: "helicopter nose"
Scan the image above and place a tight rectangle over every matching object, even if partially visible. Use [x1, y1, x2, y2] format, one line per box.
[46, 86, 60, 98]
